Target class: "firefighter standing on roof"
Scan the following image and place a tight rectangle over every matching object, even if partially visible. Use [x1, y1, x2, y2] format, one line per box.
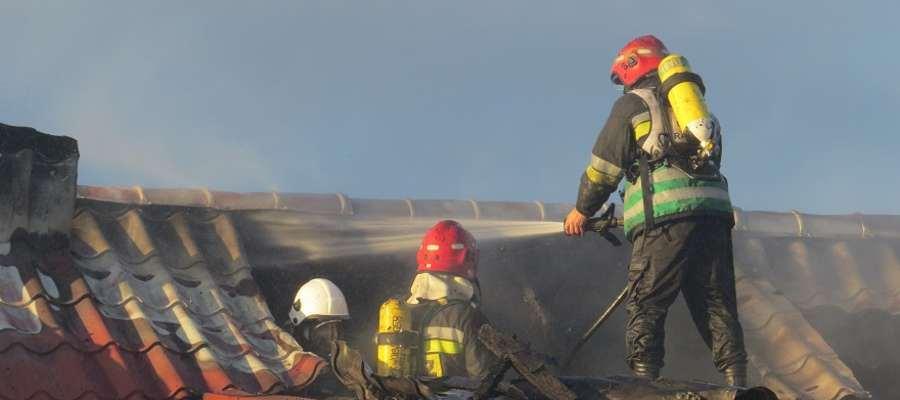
[563, 35, 749, 386]
[376, 220, 497, 380]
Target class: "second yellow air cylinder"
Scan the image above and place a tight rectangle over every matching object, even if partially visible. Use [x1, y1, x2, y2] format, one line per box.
[657, 53, 716, 157]
[376, 298, 417, 377]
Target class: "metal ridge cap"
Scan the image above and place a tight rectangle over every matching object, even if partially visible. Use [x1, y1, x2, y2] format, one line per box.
[76, 186, 575, 221]
[77, 186, 900, 234]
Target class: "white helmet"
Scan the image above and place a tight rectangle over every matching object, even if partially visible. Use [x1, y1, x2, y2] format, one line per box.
[289, 278, 350, 326]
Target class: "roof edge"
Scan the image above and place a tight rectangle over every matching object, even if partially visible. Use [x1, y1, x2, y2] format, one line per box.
[77, 185, 900, 239]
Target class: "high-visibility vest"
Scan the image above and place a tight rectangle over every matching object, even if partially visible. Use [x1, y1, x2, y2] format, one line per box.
[622, 88, 733, 238]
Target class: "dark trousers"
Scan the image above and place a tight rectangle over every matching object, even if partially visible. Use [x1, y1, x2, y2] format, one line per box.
[624, 216, 747, 372]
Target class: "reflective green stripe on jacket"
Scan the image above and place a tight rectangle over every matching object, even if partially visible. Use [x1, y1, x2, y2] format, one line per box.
[623, 165, 732, 237]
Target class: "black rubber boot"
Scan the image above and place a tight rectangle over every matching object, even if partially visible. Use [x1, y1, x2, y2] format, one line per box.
[724, 364, 748, 387]
[630, 362, 660, 380]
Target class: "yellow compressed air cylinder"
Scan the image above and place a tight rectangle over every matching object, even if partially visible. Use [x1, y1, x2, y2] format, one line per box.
[376, 298, 417, 377]
[657, 54, 715, 157]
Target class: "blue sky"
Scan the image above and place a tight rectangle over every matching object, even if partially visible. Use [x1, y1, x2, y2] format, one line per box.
[2, 1, 897, 214]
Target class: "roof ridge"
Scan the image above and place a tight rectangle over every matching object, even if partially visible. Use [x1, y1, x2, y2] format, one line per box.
[0, 294, 296, 359]
[740, 309, 803, 332]
[1, 383, 196, 400]
[0, 332, 301, 363]
[75, 204, 226, 223]
[0, 289, 91, 308]
[72, 271, 266, 323]
[71, 207, 250, 278]
[93, 294, 277, 332]
[71, 250, 250, 278]
[758, 352, 842, 377]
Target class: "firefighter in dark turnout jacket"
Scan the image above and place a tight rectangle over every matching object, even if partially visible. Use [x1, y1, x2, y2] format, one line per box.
[409, 220, 497, 380]
[377, 220, 497, 381]
[563, 35, 748, 386]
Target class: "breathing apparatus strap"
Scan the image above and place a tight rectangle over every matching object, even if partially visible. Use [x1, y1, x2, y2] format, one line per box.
[416, 299, 465, 334]
[637, 152, 655, 232]
[635, 88, 670, 234]
[413, 299, 467, 374]
[659, 71, 705, 98]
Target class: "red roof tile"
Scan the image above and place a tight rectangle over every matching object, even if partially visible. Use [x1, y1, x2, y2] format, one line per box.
[0, 125, 324, 400]
[0, 206, 325, 400]
[0, 220, 324, 399]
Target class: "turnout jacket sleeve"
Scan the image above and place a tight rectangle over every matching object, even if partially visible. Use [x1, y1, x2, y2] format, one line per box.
[575, 93, 646, 216]
[463, 307, 499, 380]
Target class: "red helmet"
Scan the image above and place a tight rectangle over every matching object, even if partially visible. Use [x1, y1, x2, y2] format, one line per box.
[416, 220, 478, 280]
[610, 35, 669, 86]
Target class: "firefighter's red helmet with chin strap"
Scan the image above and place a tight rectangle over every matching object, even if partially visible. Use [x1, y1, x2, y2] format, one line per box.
[416, 220, 478, 280]
[610, 35, 669, 86]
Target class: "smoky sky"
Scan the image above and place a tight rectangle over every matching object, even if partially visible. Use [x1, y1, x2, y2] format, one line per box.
[2, 1, 897, 214]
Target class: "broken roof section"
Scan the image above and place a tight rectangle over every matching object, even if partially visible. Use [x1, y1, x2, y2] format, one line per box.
[0, 125, 323, 400]
[0, 123, 78, 254]
[76, 186, 885, 400]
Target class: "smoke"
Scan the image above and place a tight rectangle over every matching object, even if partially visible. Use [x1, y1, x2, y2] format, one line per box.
[56, 96, 280, 190]
[0, 2, 321, 192]
[42, 13, 285, 191]
[245, 212, 726, 384]
[237, 211, 564, 264]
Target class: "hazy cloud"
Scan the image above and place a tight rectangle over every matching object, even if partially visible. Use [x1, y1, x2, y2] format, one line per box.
[2, 1, 898, 213]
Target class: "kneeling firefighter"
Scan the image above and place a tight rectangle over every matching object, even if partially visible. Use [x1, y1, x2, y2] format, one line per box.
[563, 35, 748, 385]
[376, 220, 498, 381]
[288, 278, 352, 396]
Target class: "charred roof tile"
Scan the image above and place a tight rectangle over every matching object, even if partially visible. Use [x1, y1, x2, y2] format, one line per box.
[1, 159, 325, 400]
